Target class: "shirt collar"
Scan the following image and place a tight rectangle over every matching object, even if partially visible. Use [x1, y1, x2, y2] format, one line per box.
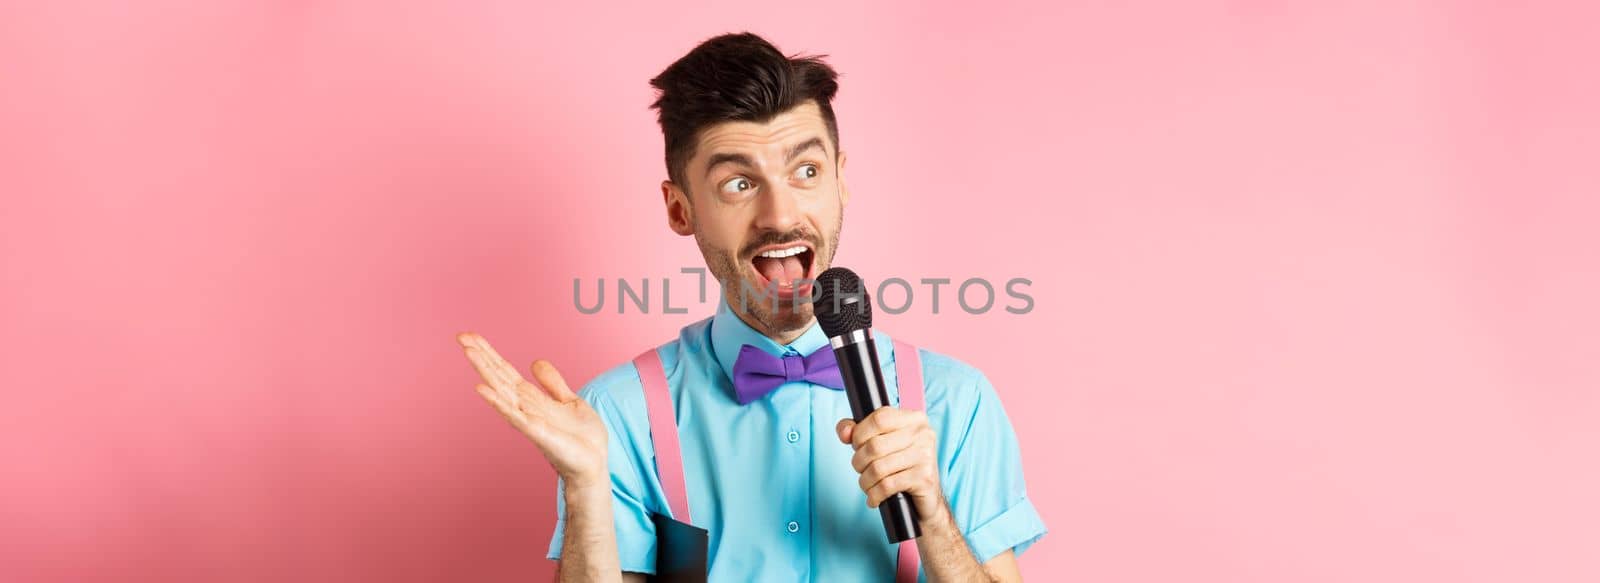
[710, 297, 830, 387]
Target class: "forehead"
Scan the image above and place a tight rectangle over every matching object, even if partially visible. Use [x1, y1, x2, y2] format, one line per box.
[691, 102, 833, 166]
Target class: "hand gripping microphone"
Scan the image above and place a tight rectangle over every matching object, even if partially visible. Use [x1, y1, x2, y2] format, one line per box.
[813, 267, 921, 544]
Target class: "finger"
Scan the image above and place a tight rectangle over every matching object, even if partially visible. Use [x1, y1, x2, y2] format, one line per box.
[835, 419, 855, 444]
[457, 333, 521, 391]
[851, 428, 919, 472]
[459, 336, 511, 387]
[465, 348, 547, 417]
[475, 383, 525, 426]
[463, 346, 517, 392]
[467, 335, 526, 389]
[865, 470, 919, 508]
[464, 346, 540, 416]
[478, 382, 558, 438]
[530, 360, 579, 403]
[858, 446, 920, 493]
[512, 377, 556, 413]
[850, 407, 919, 449]
[475, 383, 510, 416]
[850, 408, 898, 448]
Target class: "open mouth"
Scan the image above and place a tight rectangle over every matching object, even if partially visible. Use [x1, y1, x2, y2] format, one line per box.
[748, 242, 817, 299]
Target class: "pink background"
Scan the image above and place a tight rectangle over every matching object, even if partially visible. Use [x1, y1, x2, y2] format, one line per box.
[3, 1, 1597, 581]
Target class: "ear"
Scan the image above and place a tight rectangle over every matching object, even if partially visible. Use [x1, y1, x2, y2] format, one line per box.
[663, 180, 694, 236]
[836, 150, 851, 208]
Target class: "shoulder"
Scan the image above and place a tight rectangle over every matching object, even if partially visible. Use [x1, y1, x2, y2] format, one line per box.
[916, 347, 992, 390]
[573, 358, 649, 448]
[888, 337, 997, 410]
[578, 359, 645, 409]
[885, 337, 1016, 450]
[576, 316, 714, 421]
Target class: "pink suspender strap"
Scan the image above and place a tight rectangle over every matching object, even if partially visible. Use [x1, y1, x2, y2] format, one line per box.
[891, 339, 924, 583]
[892, 339, 925, 410]
[634, 349, 692, 524]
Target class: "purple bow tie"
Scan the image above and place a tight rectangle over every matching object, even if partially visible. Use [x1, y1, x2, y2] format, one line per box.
[730, 344, 845, 405]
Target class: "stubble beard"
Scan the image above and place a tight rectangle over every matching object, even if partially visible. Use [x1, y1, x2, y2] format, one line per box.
[696, 215, 844, 339]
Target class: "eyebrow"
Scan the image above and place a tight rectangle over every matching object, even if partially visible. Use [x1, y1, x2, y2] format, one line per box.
[702, 137, 829, 180]
[703, 152, 754, 180]
[785, 137, 826, 165]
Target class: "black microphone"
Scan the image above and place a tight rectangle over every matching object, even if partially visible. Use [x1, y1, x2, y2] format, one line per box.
[813, 267, 921, 544]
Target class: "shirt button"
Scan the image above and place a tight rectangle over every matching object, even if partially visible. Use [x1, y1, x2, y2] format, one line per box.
[786, 430, 800, 443]
[786, 521, 800, 533]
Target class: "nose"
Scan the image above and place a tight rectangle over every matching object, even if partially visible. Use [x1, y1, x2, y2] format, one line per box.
[753, 182, 803, 233]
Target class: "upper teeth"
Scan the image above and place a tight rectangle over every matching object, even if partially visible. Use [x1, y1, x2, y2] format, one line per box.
[759, 246, 807, 259]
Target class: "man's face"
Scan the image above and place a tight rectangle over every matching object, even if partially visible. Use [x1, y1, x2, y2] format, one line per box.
[663, 101, 847, 338]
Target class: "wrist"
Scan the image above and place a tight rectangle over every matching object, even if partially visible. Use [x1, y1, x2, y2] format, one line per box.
[916, 493, 957, 532]
[564, 474, 610, 503]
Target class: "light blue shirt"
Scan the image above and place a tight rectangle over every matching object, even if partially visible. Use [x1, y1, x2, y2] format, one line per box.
[548, 300, 1046, 581]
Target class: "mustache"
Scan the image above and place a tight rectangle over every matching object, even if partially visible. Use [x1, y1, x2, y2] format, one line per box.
[740, 228, 820, 259]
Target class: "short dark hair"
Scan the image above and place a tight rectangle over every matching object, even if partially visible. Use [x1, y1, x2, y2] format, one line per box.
[649, 32, 841, 188]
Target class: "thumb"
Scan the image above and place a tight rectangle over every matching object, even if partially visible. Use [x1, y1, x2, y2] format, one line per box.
[835, 418, 855, 444]
[530, 360, 579, 402]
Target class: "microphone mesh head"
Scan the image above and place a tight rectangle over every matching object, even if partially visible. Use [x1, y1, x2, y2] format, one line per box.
[813, 267, 872, 337]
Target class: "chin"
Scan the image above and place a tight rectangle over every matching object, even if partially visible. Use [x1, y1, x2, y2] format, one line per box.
[728, 278, 818, 335]
[764, 301, 816, 332]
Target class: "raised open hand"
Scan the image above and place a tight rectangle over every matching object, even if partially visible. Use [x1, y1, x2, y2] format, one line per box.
[457, 332, 608, 490]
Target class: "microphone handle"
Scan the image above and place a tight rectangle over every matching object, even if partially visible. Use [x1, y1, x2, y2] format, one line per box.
[832, 332, 922, 543]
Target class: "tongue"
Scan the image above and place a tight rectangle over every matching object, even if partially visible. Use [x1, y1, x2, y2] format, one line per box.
[782, 255, 804, 283]
[754, 255, 806, 287]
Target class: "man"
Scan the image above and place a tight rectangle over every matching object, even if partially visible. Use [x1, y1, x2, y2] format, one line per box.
[457, 33, 1045, 582]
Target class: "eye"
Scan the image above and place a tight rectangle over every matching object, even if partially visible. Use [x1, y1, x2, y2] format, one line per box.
[720, 177, 755, 195]
[793, 164, 819, 180]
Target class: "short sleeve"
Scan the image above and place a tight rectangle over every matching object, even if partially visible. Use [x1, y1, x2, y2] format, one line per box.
[924, 353, 1048, 563]
[545, 365, 661, 574]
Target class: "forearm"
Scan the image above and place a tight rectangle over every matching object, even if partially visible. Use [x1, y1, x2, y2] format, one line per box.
[556, 483, 624, 583]
[916, 495, 994, 583]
